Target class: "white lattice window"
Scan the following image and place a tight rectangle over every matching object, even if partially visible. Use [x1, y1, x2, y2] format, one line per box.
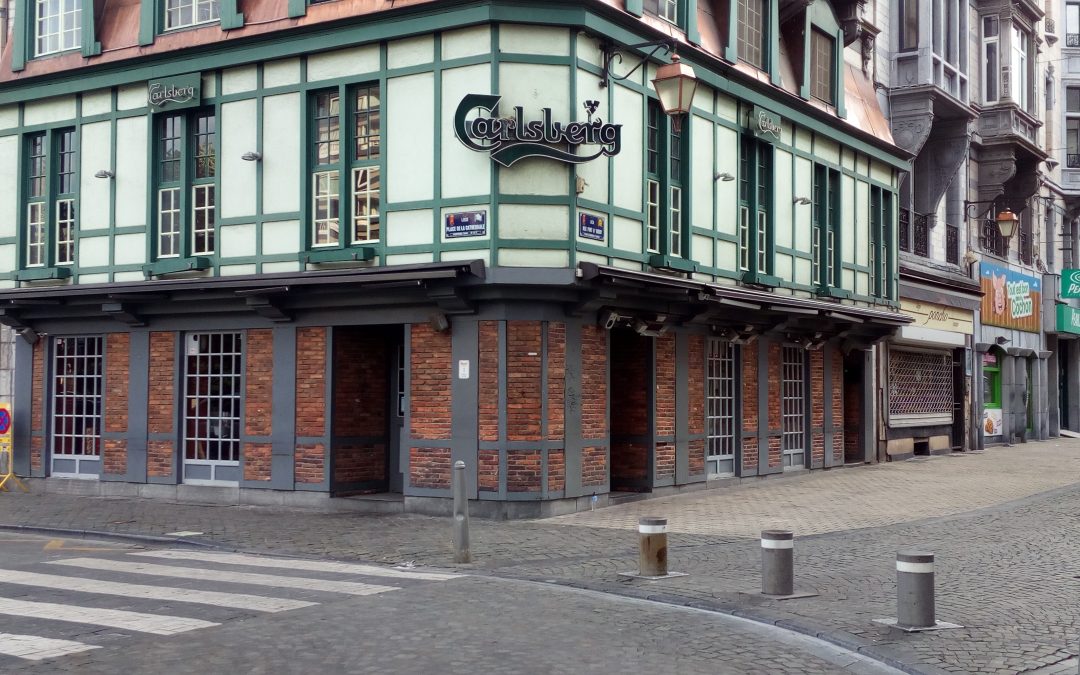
[781, 346, 806, 468]
[706, 339, 737, 476]
[165, 0, 220, 30]
[669, 186, 682, 257]
[52, 337, 103, 460]
[35, 0, 81, 56]
[647, 179, 661, 253]
[352, 167, 380, 243]
[26, 203, 46, 268]
[313, 171, 340, 246]
[158, 188, 181, 257]
[184, 332, 242, 466]
[56, 199, 75, 265]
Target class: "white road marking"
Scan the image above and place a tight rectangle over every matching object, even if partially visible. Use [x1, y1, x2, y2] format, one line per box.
[0, 598, 217, 635]
[0, 633, 99, 661]
[0, 570, 316, 613]
[130, 550, 461, 581]
[49, 558, 400, 596]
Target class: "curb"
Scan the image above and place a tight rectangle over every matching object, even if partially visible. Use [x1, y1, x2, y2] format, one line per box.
[0, 523, 232, 550]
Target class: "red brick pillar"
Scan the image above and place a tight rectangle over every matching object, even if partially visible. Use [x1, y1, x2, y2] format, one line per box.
[30, 339, 44, 473]
[295, 327, 327, 485]
[409, 324, 452, 490]
[742, 342, 759, 475]
[580, 325, 608, 489]
[147, 332, 176, 478]
[687, 335, 706, 478]
[654, 334, 676, 482]
[103, 334, 130, 477]
[767, 341, 783, 470]
[831, 345, 845, 464]
[244, 329, 273, 482]
[505, 321, 542, 493]
[810, 348, 825, 467]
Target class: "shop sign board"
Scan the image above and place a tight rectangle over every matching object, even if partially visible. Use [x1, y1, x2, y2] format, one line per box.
[444, 211, 487, 239]
[454, 94, 622, 167]
[1061, 269, 1080, 298]
[147, 73, 201, 113]
[1056, 304, 1080, 335]
[899, 299, 974, 334]
[578, 213, 605, 241]
[979, 261, 1041, 333]
[750, 106, 782, 141]
[982, 408, 1002, 437]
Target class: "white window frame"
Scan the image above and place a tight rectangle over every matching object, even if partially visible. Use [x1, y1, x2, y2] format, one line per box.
[158, 188, 181, 258]
[164, 0, 220, 31]
[191, 184, 215, 255]
[183, 332, 243, 486]
[351, 167, 380, 244]
[647, 179, 661, 254]
[738, 206, 750, 271]
[659, 0, 678, 23]
[51, 336, 104, 478]
[669, 186, 682, 257]
[313, 171, 340, 247]
[26, 203, 46, 268]
[56, 199, 75, 265]
[982, 16, 999, 104]
[35, 0, 81, 56]
[1012, 24, 1030, 111]
[706, 339, 737, 477]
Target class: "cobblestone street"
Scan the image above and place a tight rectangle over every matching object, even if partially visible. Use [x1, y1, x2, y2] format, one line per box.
[3, 440, 1079, 673]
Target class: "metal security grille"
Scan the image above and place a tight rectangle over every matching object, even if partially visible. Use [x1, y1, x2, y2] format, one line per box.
[706, 339, 736, 476]
[52, 337, 103, 470]
[888, 350, 953, 415]
[781, 346, 805, 468]
[184, 333, 242, 479]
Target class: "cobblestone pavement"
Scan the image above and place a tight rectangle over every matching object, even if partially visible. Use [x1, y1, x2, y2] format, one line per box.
[2, 440, 1079, 673]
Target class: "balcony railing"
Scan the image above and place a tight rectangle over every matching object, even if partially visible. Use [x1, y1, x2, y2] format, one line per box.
[1068, 33, 1080, 47]
[899, 208, 930, 258]
[1068, 154, 1080, 168]
[946, 224, 959, 265]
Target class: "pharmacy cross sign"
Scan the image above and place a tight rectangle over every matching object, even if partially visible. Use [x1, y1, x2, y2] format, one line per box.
[454, 94, 622, 167]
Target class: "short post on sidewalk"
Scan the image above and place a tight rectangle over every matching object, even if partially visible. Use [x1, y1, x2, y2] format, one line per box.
[896, 550, 935, 629]
[638, 516, 668, 577]
[451, 460, 470, 564]
[760, 530, 794, 596]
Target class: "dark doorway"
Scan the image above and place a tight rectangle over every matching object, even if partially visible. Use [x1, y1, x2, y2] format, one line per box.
[951, 348, 966, 450]
[609, 328, 651, 492]
[842, 351, 864, 464]
[1060, 345, 1071, 432]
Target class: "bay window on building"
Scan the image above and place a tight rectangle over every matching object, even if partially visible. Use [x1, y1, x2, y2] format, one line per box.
[165, 0, 220, 30]
[899, 0, 918, 51]
[1067, 87, 1080, 168]
[34, 0, 81, 56]
[931, 0, 966, 99]
[812, 164, 840, 290]
[737, 0, 767, 69]
[155, 109, 217, 259]
[308, 84, 381, 252]
[1012, 24, 1032, 112]
[24, 128, 76, 269]
[645, 100, 687, 260]
[738, 135, 773, 280]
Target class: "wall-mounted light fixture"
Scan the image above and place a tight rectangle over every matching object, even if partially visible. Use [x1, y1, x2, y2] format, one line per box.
[964, 200, 1019, 238]
[793, 196, 812, 206]
[715, 172, 735, 182]
[995, 336, 1011, 346]
[241, 151, 262, 162]
[94, 169, 114, 179]
[599, 39, 698, 131]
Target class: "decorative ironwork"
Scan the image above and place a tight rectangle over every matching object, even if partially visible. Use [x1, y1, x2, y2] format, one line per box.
[1068, 154, 1080, 168]
[913, 212, 929, 257]
[888, 350, 953, 416]
[982, 217, 1008, 257]
[1068, 33, 1080, 47]
[946, 224, 959, 265]
[899, 208, 911, 253]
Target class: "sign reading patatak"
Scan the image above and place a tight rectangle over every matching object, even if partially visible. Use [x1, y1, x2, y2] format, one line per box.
[454, 94, 621, 167]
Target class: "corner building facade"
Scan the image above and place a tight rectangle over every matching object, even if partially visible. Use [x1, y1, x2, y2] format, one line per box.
[0, 0, 910, 516]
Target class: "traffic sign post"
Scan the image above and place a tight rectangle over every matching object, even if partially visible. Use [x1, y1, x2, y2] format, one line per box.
[0, 402, 27, 492]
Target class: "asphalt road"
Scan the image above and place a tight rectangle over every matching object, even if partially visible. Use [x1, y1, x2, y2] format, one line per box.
[0, 532, 902, 674]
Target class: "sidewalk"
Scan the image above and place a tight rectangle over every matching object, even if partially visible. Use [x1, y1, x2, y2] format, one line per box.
[3, 440, 1079, 674]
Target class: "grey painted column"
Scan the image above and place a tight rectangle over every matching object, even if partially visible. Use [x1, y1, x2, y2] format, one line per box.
[757, 338, 774, 475]
[126, 331, 149, 483]
[563, 320, 583, 497]
[12, 338, 32, 476]
[822, 346, 834, 468]
[270, 326, 297, 490]
[1047, 342, 1060, 437]
[863, 348, 875, 463]
[450, 320, 478, 497]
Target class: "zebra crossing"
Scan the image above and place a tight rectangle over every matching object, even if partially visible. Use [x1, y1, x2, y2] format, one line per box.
[0, 548, 463, 663]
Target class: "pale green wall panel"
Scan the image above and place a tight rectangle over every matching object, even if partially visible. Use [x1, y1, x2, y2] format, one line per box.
[498, 63, 570, 197]
[693, 234, 713, 268]
[262, 261, 301, 273]
[574, 68, 610, 204]
[262, 93, 302, 215]
[77, 273, 109, 284]
[500, 24, 569, 56]
[0, 106, 17, 131]
[854, 179, 869, 266]
[691, 114, 713, 231]
[843, 268, 855, 290]
[774, 253, 793, 283]
[221, 223, 257, 257]
[815, 137, 839, 164]
[387, 72, 435, 204]
[611, 258, 642, 271]
[387, 35, 434, 69]
[389, 209, 437, 246]
[221, 99, 259, 219]
[577, 251, 608, 265]
[222, 65, 258, 95]
[117, 84, 147, 111]
[442, 249, 490, 264]
[577, 33, 603, 67]
[840, 174, 855, 262]
[442, 25, 490, 60]
[113, 271, 144, 282]
[115, 116, 148, 228]
[386, 253, 435, 265]
[792, 156, 813, 253]
[307, 45, 379, 82]
[0, 136, 18, 238]
[774, 150, 793, 249]
[80, 121, 112, 231]
[0, 244, 14, 274]
[499, 248, 568, 267]
[498, 204, 569, 240]
[202, 73, 217, 98]
[441, 64, 492, 199]
[114, 233, 146, 265]
[715, 126, 738, 234]
[261, 220, 300, 255]
[221, 264, 258, 276]
[79, 236, 109, 267]
[24, 96, 76, 125]
[870, 160, 891, 185]
[856, 271, 869, 296]
[263, 59, 301, 88]
[794, 128, 812, 152]
[612, 85, 643, 213]
[794, 256, 812, 286]
[717, 240, 738, 270]
[842, 151, 856, 171]
[81, 90, 112, 117]
[612, 215, 642, 253]
[716, 93, 737, 123]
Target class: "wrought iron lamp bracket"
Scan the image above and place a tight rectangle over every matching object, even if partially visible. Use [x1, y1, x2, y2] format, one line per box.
[599, 39, 678, 88]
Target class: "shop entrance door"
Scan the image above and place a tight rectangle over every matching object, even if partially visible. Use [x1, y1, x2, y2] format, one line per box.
[182, 332, 243, 485]
[951, 348, 965, 450]
[1060, 347, 1071, 431]
[388, 338, 405, 493]
[781, 346, 806, 469]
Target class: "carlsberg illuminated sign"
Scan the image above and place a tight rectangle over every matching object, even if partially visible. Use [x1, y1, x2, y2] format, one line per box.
[454, 94, 622, 167]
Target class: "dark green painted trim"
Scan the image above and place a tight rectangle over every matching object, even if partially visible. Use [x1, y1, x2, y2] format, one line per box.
[81, 0, 102, 57]
[15, 266, 72, 280]
[0, 237, 15, 245]
[11, 0, 27, 71]
[298, 247, 376, 264]
[768, 0, 781, 85]
[742, 271, 781, 287]
[686, 0, 700, 45]
[221, 0, 245, 30]
[288, 0, 306, 18]
[648, 253, 697, 272]
[141, 256, 212, 276]
[816, 286, 852, 299]
[138, 0, 155, 46]
[626, 0, 643, 16]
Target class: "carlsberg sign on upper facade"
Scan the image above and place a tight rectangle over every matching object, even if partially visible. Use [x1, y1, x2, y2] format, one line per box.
[1062, 269, 1080, 298]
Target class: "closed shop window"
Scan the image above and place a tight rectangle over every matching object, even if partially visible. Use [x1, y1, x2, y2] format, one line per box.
[888, 349, 953, 424]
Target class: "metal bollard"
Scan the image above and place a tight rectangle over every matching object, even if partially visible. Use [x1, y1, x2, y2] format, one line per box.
[761, 530, 794, 596]
[638, 516, 668, 577]
[451, 460, 471, 564]
[896, 550, 935, 629]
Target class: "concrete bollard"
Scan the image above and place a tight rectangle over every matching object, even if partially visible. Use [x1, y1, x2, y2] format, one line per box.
[761, 530, 794, 596]
[638, 516, 668, 577]
[451, 460, 470, 564]
[896, 550, 935, 629]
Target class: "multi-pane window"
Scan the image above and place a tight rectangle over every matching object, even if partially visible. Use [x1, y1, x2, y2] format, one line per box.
[645, 0, 679, 23]
[184, 333, 242, 474]
[165, 0, 220, 30]
[35, 0, 81, 56]
[669, 121, 683, 257]
[738, 135, 772, 276]
[812, 164, 840, 288]
[809, 30, 834, 104]
[24, 128, 77, 268]
[982, 208, 1008, 258]
[869, 187, 892, 299]
[309, 85, 382, 249]
[156, 110, 216, 259]
[52, 337, 103, 461]
[644, 100, 685, 258]
[899, 0, 918, 51]
[1067, 88, 1080, 169]
[982, 16, 999, 104]
[1012, 25, 1031, 112]
[781, 346, 806, 469]
[646, 103, 661, 254]
[737, 0, 766, 69]
[1018, 208, 1032, 265]
[1069, 0, 1080, 46]
[706, 339, 737, 476]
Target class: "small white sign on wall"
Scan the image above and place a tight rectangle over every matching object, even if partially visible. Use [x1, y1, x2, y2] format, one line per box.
[458, 360, 470, 380]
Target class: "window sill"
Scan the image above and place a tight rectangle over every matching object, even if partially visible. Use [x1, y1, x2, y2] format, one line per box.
[741, 271, 781, 287]
[142, 256, 212, 278]
[299, 246, 376, 265]
[647, 254, 697, 273]
[815, 286, 852, 300]
[15, 267, 72, 281]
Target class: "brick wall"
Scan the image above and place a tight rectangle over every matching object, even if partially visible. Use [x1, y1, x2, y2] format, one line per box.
[844, 355, 862, 462]
[507, 449, 541, 492]
[742, 342, 758, 473]
[478, 448, 498, 492]
[653, 334, 675, 481]
[831, 346, 845, 463]
[547, 323, 565, 441]
[478, 321, 499, 442]
[688, 335, 705, 477]
[243, 443, 272, 481]
[506, 321, 542, 441]
[810, 348, 825, 466]
[548, 448, 565, 492]
[147, 332, 175, 477]
[409, 324, 452, 489]
[767, 341, 782, 469]
[582, 445, 606, 487]
[611, 330, 649, 488]
[103, 334, 130, 476]
[242, 329, 274, 482]
[581, 326, 608, 487]
[409, 447, 450, 489]
[332, 328, 389, 488]
[295, 327, 327, 484]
